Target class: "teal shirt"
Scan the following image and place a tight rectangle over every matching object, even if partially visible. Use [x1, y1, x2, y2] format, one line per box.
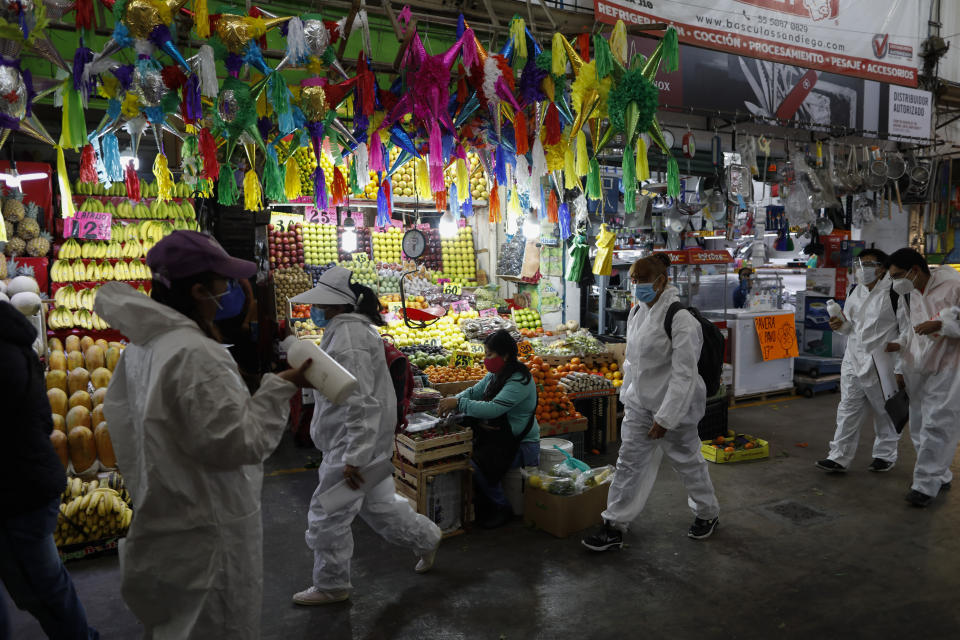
[456, 372, 540, 443]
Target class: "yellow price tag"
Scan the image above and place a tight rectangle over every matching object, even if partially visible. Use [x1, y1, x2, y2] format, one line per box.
[465, 342, 484, 355]
[442, 282, 462, 295]
[517, 341, 534, 358]
[387, 301, 403, 313]
[353, 252, 369, 264]
[453, 353, 473, 368]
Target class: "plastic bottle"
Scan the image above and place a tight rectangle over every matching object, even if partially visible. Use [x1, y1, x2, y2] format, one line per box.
[826, 299, 844, 321]
[286, 340, 359, 404]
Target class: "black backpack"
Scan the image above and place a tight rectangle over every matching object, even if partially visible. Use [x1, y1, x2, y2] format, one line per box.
[664, 302, 726, 397]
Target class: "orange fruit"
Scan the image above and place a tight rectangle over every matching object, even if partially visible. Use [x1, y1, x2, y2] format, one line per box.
[724, 446, 735, 452]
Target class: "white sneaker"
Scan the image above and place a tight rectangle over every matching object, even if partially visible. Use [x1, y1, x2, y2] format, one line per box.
[414, 543, 439, 574]
[292, 586, 350, 606]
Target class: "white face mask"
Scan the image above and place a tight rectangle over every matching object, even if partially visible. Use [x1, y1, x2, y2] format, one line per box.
[855, 267, 879, 286]
[892, 272, 916, 295]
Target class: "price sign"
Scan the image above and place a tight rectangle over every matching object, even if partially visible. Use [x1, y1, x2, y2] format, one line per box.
[63, 211, 112, 240]
[517, 341, 534, 358]
[453, 353, 473, 368]
[754, 315, 798, 361]
[479, 307, 498, 318]
[387, 301, 403, 313]
[443, 282, 462, 295]
[304, 207, 323, 223]
[353, 252, 369, 264]
[464, 342, 485, 355]
[451, 300, 471, 313]
[437, 278, 451, 286]
[426, 337, 443, 347]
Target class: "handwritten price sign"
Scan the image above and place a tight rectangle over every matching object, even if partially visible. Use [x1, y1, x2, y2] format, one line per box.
[464, 342, 485, 355]
[426, 337, 444, 347]
[754, 315, 798, 361]
[479, 307, 498, 318]
[451, 300, 471, 313]
[517, 341, 534, 358]
[353, 252, 369, 264]
[453, 353, 473, 368]
[387, 301, 403, 313]
[63, 211, 112, 240]
[442, 282, 462, 295]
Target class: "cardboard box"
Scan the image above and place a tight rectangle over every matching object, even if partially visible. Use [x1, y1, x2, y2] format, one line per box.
[523, 482, 610, 538]
[701, 432, 770, 464]
[805, 269, 850, 300]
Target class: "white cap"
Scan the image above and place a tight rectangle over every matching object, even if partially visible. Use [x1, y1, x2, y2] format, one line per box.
[290, 266, 358, 306]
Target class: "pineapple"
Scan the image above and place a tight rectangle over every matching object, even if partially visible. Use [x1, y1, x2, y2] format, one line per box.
[4, 219, 12, 239]
[2, 191, 24, 222]
[4, 235, 24, 256]
[16, 203, 39, 240]
[0, 255, 6, 279]
[26, 231, 52, 257]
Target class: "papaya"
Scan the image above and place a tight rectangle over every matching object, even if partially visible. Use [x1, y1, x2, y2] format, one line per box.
[108, 341, 125, 351]
[68, 426, 97, 472]
[84, 345, 105, 370]
[66, 350, 84, 370]
[52, 413, 66, 434]
[48, 350, 67, 371]
[94, 422, 116, 468]
[105, 347, 121, 372]
[94, 338, 109, 351]
[90, 367, 112, 390]
[67, 367, 90, 395]
[50, 431, 69, 469]
[69, 390, 93, 411]
[91, 404, 105, 427]
[47, 388, 68, 417]
[45, 370, 67, 394]
[48, 337, 64, 352]
[64, 335, 80, 353]
[92, 387, 107, 407]
[79, 336, 95, 352]
[65, 405, 92, 430]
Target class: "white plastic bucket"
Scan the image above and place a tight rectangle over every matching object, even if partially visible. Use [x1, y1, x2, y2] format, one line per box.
[286, 339, 359, 404]
[539, 438, 574, 473]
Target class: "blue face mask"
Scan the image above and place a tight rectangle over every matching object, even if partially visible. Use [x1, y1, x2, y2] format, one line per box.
[213, 280, 245, 321]
[310, 306, 328, 328]
[634, 283, 657, 303]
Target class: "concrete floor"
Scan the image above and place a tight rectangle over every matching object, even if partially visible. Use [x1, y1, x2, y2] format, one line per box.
[7, 393, 960, 639]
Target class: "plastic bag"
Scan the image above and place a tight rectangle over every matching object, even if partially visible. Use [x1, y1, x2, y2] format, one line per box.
[551, 462, 582, 479]
[575, 465, 615, 493]
[527, 472, 577, 495]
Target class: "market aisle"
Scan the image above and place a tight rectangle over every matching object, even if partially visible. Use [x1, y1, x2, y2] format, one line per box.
[7, 394, 960, 639]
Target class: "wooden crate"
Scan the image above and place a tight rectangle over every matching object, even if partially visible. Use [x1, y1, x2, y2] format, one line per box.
[394, 457, 473, 538]
[538, 417, 588, 437]
[432, 381, 478, 396]
[395, 428, 473, 466]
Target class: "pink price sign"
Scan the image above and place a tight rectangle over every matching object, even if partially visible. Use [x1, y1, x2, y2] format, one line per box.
[479, 307, 498, 318]
[451, 300, 471, 313]
[63, 211, 112, 240]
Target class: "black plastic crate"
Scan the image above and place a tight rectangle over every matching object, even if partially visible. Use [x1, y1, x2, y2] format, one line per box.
[697, 398, 729, 441]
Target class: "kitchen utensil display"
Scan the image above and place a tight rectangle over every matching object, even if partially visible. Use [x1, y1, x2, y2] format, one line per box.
[884, 150, 907, 210]
[864, 147, 888, 189]
[845, 145, 863, 192]
[815, 211, 834, 235]
[783, 181, 812, 225]
[726, 163, 753, 204]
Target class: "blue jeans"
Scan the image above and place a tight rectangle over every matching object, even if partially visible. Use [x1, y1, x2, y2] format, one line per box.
[0, 498, 98, 640]
[472, 441, 541, 507]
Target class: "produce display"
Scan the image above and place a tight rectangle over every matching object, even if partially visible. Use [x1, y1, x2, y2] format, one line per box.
[377, 264, 405, 294]
[460, 315, 520, 343]
[372, 227, 404, 264]
[385, 311, 478, 349]
[558, 371, 615, 392]
[3, 193, 51, 258]
[532, 329, 607, 357]
[474, 285, 506, 312]
[76, 195, 197, 224]
[304, 263, 336, 286]
[301, 223, 340, 266]
[540, 245, 563, 277]
[496, 234, 525, 277]
[339, 259, 378, 290]
[46, 335, 121, 475]
[423, 364, 487, 384]
[268, 222, 304, 269]
[707, 432, 760, 452]
[513, 308, 542, 331]
[525, 355, 581, 424]
[273, 267, 312, 320]
[410, 388, 442, 414]
[440, 226, 477, 284]
[419, 228, 443, 271]
[528, 465, 614, 495]
[399, 345, 451, 369]
[51, 259, 152, 283]
[55, 473, 133, 547]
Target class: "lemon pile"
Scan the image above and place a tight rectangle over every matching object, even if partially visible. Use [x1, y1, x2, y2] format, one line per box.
[440, 226, 477, 284]
[372, 227, 404, 263]
[381, 310, 479, 350]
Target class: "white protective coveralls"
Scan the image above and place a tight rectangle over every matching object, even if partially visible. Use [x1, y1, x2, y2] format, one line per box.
[94, 282, 297, 640]
[601, 286, 720, 530]
[306, 313, 441, 591]
[826, 277, 902, 466]
[894, 267, 960, 497]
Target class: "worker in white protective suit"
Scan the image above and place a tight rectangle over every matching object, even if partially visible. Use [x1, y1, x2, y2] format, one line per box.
[816, 249, 904, 473]
[94, 231, 311, 640]
[885, 248, 960, 507]
[290, 267, 442, 605]
[582, 254, 720, 552]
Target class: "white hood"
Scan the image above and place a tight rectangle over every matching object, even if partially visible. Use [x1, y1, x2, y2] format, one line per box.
[94, 282, 200, 345]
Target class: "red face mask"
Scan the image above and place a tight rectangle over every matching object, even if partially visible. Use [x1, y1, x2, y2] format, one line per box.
[484, 356, 505, 373]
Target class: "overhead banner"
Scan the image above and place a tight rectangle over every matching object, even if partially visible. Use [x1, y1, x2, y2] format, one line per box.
[595, 0, 929, 87]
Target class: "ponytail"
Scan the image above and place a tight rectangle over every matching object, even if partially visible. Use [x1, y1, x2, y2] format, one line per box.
[348, 282, 385, 326]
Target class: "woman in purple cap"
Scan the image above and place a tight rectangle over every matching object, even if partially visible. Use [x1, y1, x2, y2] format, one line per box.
[94, 231, 312, 640]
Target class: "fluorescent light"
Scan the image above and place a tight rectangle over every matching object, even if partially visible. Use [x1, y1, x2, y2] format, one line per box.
[342, 229, 358, 252]
[439, 211, 458, 238]
[120, 154, 140, 171]
[0, 172, 47, 188]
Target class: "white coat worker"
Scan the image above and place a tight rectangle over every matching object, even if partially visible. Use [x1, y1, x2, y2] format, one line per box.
[582, 254, 720, 552]
[290, 267, 442, 605]
[884, 248, 960, 507]
[815, 249, 903, 473]
[93, 231, 312, 640]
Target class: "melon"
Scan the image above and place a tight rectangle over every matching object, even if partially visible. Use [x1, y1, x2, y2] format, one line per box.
[52, 414, 66, 433]
[92, 387, 107, 407]
[68, 426, 97, 472]
[10, 291, 41, 315]
[50, 431, 69, 469]
[67, 367, 90, 395]
[48, 337, 64, 352]
[91, 404, 105, 426]
[79, 336, 95, 352]
[105, 347, 121, 372]
[66, 350, 84, 370]
[65, 405, 91, 430]
[90, 367, 112, 389]
[64, 335, 81, 353]
[84, 345, 105, 370]
[94, 422, 116, 468]
[45, 370, 67, 393]
[69, 390, 93, 411]
[7, 275, 39, 296]
[48, 350, 67, 371]
[94, 338, 108, 351]
[47, 388, 68, 417]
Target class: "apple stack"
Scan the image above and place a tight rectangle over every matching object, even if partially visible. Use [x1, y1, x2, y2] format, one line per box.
[268, 223, 304, 269]
[440, 227, 477, 285]
[302, 223, 339, 265]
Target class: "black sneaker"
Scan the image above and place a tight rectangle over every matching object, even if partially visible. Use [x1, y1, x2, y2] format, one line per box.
[815, 459, 847, 472]
[868, 459, 896, 472]
[688, 517, 719, 540]
[582, 525, 623, 551]
[905, 489, 934, 507]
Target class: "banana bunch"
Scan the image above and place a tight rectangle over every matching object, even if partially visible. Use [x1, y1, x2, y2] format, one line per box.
[138, 220, 171, 243]
[113, 259, 150, 281]
[122, 240, 144, 259]
[55, 487, 133, 547]
[104, 240, 123, 259]
[53, 284, 98, 310]
[60, 238, 83, 259]
[80, 241, 108, 259]
[48, 306, 74, 329]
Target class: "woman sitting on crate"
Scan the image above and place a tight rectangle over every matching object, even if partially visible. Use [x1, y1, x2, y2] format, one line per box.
[438, 329, 540, 529]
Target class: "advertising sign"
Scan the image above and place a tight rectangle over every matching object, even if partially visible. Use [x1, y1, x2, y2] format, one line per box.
[596, 0, 929, 87]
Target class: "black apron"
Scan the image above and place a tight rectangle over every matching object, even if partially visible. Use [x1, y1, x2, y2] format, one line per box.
[467, 394, 537, 485]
